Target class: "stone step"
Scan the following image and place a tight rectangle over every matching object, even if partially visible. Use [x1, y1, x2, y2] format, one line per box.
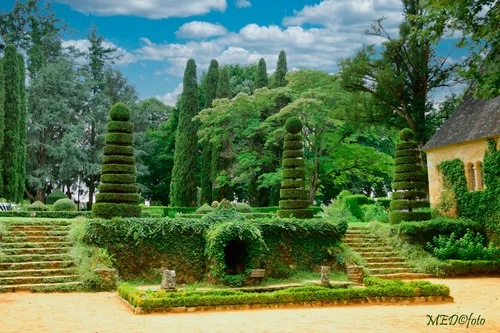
[0, 260, 76, 271]
[0, 274, 80, 286]
[2, 220, 72, 227]
[359, 251, 401, 258]
[0, 281, 82, 292]
[368, 267, 415, 274]
[3, 242, 71, 249]
[348, 246, 394, 252]
[1, 253, 73, 263]
[10, 225, 71, 232]
[1, 235, 68, 243]
[0, 267, 78, 278]
[1, 247, 72, 255]
[343, 238, 384, 244]
[363, 256, 405, 263]
[365, 262, 410, 269]
[371, 273, 434, 280]
[8, 230, 69, 237]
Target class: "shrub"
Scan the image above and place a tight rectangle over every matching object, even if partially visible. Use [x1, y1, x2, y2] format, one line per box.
[344, 195, 368, 220]
[52, 198, 77, 211]
[46, 189, 68, 205]
[234, 202, 252, 213]
[425, 230, 500, 261]
[362, 203, 389, 223]
[27, 200, 48, 211]
[196, 203, 215, 214]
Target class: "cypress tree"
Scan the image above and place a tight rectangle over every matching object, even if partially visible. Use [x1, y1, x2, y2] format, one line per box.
[216, 66, 231, 99]
[273, 50, 288, 88]
[255, 58, 268, 88]
[170, 59, 199, 207]
[17, 53, 27, 203]
[278, 117, 313, 218]
[0, 60, 4, 194]
[200, 59, 220, 204]
[92, 102, 141, 218]
[1, 44, 22, 202]
[389, 128, 430, 224]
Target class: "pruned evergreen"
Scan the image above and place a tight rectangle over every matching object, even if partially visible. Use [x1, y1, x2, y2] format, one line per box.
[255, 58, 268, 88]
[0, 60, 4, 193]
[216, 66, 231, 99]
[92, 102, 141, 218]
[17, 53, 27, 203]
[170, 59, 199, 207]
[278, 117, 313, 218]
[389, 128, 430, 224]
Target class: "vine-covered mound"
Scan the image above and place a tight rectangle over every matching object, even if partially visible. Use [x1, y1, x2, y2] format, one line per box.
[278, 117, 313, 219]
[92, 102, 141, 219]
[389, 128, 430, 224]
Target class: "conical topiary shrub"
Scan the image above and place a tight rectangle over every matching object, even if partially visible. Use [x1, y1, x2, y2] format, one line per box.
[278, 117, 313, 219]
[389, 128, 430, 224]
[92, 102, 141, 219]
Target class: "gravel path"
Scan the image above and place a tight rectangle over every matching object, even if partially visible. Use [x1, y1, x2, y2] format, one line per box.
[0, 277, 499, 333]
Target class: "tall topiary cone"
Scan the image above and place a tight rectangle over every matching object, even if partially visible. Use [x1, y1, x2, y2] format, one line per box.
[389, 128, 430, 224]
[278, 117, 313, 219]
[92, 102, 141, 219]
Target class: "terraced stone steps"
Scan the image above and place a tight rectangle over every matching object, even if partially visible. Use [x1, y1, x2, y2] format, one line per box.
[0, 220, 81, 292]
[344, 225, 432, 280]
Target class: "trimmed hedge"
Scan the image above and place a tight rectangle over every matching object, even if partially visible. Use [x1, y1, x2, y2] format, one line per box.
[280, 189, 309, 200]
[102, 155, 136, 165]
[283, 150, 303, 158]
[0, 211, 91, 218]
[282, 158, 305, 168]
[284, 133, 302, 141]
[392, 217, 483, 245]
[118, 279, 449, 311]
[52, 198, 77, 211]
[392, 190, 427, 200]
[389, 211, 432, 224]
[281, 179, 306, 189]
[101, 164, 137, 174]
[283, 141, 303, 151]
[279, 200, 310, 210]
[390, 199, 430, 211]
[107, 121, 134, 133]
[282, 169, 306, 180]
[95, 193, 141, 203]
[104, 133, 134, 145]
[103, 145, 134, 156]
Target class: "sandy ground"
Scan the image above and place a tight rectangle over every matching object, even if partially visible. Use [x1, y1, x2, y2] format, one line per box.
[0, 277, 499, 333]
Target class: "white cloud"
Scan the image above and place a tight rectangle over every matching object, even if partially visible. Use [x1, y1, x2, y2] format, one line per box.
[157, 82, 183, 106]
[235, 0, 251, 9]
[53, 0, 227, 19]
[176, 21, 228, 39]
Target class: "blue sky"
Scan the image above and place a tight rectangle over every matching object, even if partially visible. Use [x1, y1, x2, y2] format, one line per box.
[1, 0, 463, 105]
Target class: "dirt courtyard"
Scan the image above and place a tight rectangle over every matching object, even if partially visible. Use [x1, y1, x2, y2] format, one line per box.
[0, 277, 499, 333]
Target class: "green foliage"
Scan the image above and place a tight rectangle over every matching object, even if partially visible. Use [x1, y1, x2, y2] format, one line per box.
[0, 211, 90, 218]
[343, 195, 368, 221]
[109, 102, 131, 121]
[272, 50, 288, 88]
[45, 189, 68, 205]
[284, 116, 302, 134]
[170, 59, 199, 207]
[234, 202, 252, 213]
[425, 230, 500, 261]
[255, 58, 268, 89]
[320, 199, 359, 224]
[52, 198, 77, 211]
[362, 203, 389, 223]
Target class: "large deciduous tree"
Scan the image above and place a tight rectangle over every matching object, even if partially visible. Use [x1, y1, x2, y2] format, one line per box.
[339, 0, 456, 150]
[170, 59, 199, 206]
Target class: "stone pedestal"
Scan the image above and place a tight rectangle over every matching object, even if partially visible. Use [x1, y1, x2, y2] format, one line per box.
[161, 270, 176, 290]
[347, 265, 364, 284]
[320, 266, 331, 286]
[94, 268, 117, 290]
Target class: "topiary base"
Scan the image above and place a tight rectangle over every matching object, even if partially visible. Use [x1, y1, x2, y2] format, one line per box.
[277, 209, 314, 219]
[92, 203, 142, 219]
[389, 211, 432, 224]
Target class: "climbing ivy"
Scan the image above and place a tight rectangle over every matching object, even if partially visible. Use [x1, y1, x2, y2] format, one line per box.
[437, 139, 500, 245]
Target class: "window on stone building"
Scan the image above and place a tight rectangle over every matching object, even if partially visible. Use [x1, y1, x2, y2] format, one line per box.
[475, 162, 483, 190]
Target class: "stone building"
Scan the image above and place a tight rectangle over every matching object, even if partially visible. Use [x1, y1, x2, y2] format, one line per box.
[422, 89, 500, 212]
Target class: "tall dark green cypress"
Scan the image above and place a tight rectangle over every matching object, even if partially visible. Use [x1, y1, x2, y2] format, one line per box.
[170, 59, 199, 207]
[216, 66, 231, 99]
[1, 44, 22, 202]
[0, 60, 5, 194]
[273, 50, 288, 88]
[212, 65, 232, 201]
[16, 53, 27, 203]
[200, 59, 219, 204]
[255, 58, 268, 88]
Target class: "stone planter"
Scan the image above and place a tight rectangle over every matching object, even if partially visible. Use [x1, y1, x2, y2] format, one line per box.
[94, 268, 117, 291]
[347, 265, 364, 285]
